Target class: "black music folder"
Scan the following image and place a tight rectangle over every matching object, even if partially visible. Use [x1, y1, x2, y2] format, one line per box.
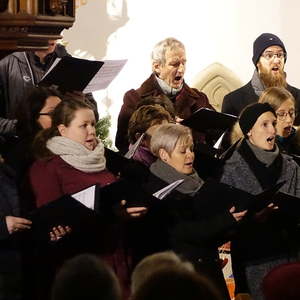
[39, 56, 126, 93]
[197, 180, 285, 216]
[181, 108, 238, 132]
[28, 194, 99, 241]
[273, 192, 300, 217]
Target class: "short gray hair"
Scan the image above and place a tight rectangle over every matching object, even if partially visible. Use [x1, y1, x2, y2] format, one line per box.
[150, 123, 192, 157]
[151, 37, 185, 66]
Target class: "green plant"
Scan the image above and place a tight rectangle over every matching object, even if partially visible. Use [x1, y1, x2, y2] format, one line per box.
[95, 115, 113, 148]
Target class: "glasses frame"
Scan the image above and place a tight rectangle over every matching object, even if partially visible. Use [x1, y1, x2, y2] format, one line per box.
[38, 112, 52, 116]
[261, 51, 286, 61]
[276, 110, 297, 120]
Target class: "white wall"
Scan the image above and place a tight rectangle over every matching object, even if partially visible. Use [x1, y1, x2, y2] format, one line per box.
[63, 0, 300, 146]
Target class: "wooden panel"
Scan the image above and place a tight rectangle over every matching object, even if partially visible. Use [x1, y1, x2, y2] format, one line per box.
[0, 0, 75, 54]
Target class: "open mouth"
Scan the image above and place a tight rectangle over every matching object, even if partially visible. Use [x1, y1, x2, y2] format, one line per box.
[266, 136, 275, 144]
[283, 126, 292, 133]
[174, 75, 182, 82]
[185, 162, 193, 167]
[272, 67, 279, 72]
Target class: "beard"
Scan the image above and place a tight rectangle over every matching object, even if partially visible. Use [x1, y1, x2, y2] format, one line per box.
[257, 62, 287, 88]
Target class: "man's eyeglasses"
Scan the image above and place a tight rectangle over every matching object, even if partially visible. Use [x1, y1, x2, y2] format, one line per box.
[276, 110, 297, 120]
[261, 51, 286, 61]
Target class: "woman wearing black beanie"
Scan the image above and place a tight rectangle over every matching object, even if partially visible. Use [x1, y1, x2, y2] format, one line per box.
[219, 102, 300, 300]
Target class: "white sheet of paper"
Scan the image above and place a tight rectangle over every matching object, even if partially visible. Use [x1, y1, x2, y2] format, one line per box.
[153, 179, 184, 200]
[124, 133, 145, 159]
[213, 132, 226, 149]
[40, 58, 61, 81]
[72, 185, 96, 210]
[83, 59, 127, 93]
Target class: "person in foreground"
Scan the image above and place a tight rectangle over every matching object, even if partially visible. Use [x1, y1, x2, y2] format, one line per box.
[51, 254, 121, 300]
[29, 97, 146, 299]
[140, 123, 247, 300]
[220, 102, 300, 300]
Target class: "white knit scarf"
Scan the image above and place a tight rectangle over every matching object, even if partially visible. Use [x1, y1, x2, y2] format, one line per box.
[47, 136, 106, 173]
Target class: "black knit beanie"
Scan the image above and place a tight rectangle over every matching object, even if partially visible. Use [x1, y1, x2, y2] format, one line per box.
[252, 33, 287, 66]
[239, 103, 276, 136]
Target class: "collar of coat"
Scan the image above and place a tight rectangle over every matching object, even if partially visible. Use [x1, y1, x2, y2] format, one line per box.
[136, 73, 201, 100]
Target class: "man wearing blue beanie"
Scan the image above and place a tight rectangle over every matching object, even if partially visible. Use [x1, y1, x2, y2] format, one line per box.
[222, 33, 300, 124]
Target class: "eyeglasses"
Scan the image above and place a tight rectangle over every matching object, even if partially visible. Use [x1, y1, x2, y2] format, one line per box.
[39, 112, 52, 116]
[261, 51, 286, 61]
[276, 110, 297, 120]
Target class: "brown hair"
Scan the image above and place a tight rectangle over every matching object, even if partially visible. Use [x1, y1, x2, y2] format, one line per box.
[137, 95, 176, 119]
[128, 104, 172, 144]
[258, 87, 295, 110]
[33, 97, 94, 159]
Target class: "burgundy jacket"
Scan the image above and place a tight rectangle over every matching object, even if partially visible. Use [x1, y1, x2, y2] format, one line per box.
[115, 73, 214, 153]
[29, 155, 117, 207]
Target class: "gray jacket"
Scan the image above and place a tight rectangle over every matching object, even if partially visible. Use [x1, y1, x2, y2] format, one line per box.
[220, 148, 300, 198]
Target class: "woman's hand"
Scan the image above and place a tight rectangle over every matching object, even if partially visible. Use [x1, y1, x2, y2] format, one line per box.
[229, 206, 247, 222]
[5, 216, 32, 234]
[49, 225, 72, 242]
[121, 200, 148, 218]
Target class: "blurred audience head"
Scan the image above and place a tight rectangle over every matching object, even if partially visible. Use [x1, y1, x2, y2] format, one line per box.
[262, 262, 300, 300]
[131, 251, 194, 293]
[131, 266, 222, 300]
[51, 254, 121, 300]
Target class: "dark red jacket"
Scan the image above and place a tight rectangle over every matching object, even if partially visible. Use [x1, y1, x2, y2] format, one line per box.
[29, 155, 117, 207]
[115, 73, 214, 153]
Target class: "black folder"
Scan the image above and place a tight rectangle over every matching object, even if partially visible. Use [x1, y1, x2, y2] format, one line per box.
[104, 148, 131, 175]
[181, 108, 238, 132]
[273, 192, 300, 217]
[39, 56, 104, 92]
[28, 195, 99, 241]
[39, 57, 126, 93]
[197, 180, 285, 216]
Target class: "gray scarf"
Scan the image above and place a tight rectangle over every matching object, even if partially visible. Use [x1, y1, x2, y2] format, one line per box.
[150, 159, 204, 196]
[155, 74, 183, 96]
[246, 139, 279, 167]
[251, 70, 265, 97]
[47, 136, 106, 173]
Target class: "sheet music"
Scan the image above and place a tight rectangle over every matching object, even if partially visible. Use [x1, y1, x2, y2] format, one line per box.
[213, 131, 226, 149]
[72, 185, 96, 210]
[124, 133, 145, 159]
[153, 179, 184, 200]
[40, 58, 61, 81]
[83, 59, 127, 93]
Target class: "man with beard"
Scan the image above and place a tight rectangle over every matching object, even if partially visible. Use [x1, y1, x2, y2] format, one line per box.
[222, 33, 300, 124]
[115, 37, 214, 154]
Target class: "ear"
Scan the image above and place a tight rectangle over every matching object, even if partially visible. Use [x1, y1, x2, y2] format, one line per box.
[152, 62, 161, 76]
[247, 129, 252, 138]
[159, 148, 169, 162]
[57, 124, 67, 136]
